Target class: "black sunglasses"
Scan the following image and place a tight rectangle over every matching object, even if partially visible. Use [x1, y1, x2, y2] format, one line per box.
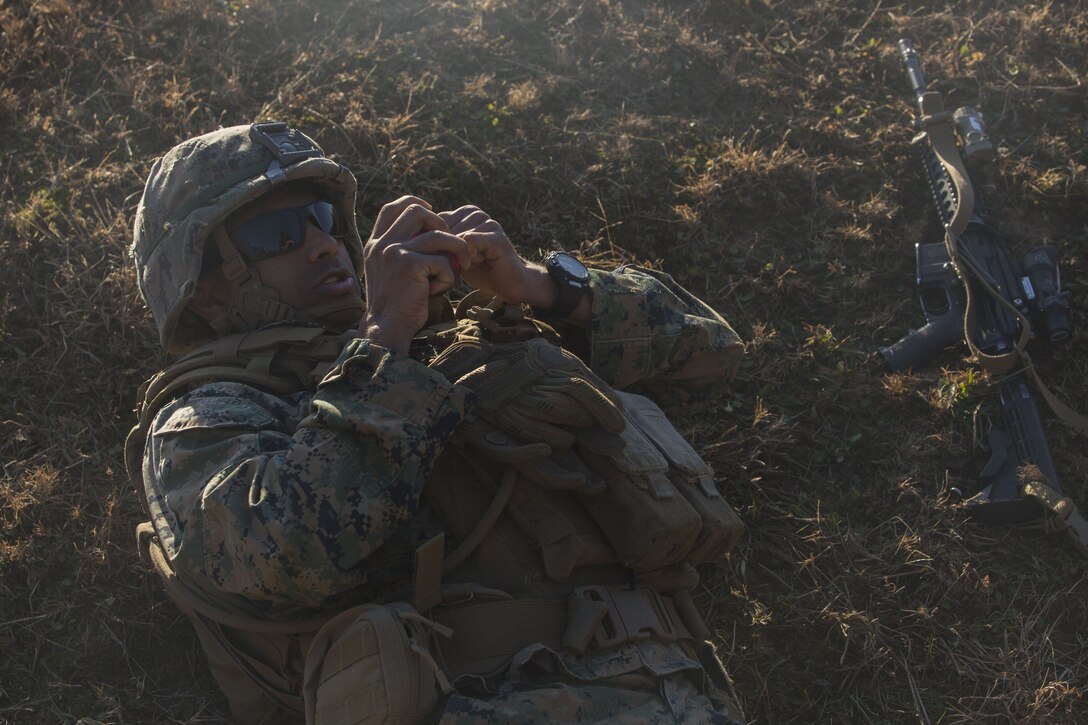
[229, 200, 339, 262]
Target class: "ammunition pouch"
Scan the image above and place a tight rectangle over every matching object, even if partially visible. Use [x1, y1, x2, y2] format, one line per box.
[592, 391, 745, 569]
[425, 297, 743, 580]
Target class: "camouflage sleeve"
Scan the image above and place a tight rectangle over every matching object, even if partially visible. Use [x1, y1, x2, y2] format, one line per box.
[143, 338, 473, 607]
[584, 265, 744, 398]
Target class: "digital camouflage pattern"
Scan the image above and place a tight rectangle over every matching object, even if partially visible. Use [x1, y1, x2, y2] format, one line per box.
[138, 265, 744, 722]
[439, 640, 741, 724]
[144, 338, 473, 607]
[131, 124, 363, 353]
[142, 266, 742, 610]
[588, 266, 744, 402]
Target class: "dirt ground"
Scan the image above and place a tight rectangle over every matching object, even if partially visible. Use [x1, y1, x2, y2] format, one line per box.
[2, 0, 1086, 722]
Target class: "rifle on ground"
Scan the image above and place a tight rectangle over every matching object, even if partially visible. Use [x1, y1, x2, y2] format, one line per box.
[879, 39, 1088, 550]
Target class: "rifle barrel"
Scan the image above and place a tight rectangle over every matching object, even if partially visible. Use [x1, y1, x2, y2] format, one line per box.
[897, 38, 927, 105]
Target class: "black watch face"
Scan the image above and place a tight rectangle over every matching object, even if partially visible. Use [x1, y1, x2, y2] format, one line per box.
[554, 253, 589, 282]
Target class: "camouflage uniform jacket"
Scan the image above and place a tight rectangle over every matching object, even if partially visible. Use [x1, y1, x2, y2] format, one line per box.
[141, 266, 743, 612]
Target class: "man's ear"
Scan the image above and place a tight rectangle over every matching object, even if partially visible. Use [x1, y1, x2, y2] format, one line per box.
[187, 269, 233, 323]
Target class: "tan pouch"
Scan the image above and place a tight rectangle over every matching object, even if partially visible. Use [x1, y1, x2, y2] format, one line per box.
[504, 476, 618, 582]
[425, 450, 617, 592]
[577, 400, 702, 572]
[617, 392, 745, 562]
[137, 523, 322, 724]
[303, 603, 453, 725]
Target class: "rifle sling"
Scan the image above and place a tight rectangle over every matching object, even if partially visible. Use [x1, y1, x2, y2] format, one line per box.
[921, 93, 1088, 438]
[919, 92, 973, 238]
[921, 91, 1088, 561]
[921, 92, 1023, 376]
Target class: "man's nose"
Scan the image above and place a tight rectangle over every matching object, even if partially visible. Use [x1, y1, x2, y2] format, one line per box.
[305, 222, 340, 261]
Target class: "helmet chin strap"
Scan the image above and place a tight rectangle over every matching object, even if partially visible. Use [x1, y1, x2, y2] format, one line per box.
[299, 294, 365, 330]
[208, 227, 364, 335]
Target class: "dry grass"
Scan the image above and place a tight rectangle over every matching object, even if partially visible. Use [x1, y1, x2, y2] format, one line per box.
[2, 0, 1087, 722]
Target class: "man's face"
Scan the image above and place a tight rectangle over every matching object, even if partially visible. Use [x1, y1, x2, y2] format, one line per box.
[226, 187, 362, 325]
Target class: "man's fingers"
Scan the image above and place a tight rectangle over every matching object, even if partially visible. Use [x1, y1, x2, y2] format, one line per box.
[373, 195, 431, 238]
[460, 230, 511, 263]
[369, 236, 465, 289]
[426, 262, 457, 295]
[392, 249, 459, 295]
[448, 210, 492, 234]
[457, 217, 503, 235]
[438, 205, 482, 230]
[439, 252, 461, 276]
[401, 230, 472, 273]
[382, 203, 449, 242]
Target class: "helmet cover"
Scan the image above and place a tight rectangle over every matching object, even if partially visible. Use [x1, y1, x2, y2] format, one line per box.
[132, 123, 364, 353]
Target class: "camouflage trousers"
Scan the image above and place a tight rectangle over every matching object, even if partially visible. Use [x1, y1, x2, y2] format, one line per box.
[437, 639, 743, 724]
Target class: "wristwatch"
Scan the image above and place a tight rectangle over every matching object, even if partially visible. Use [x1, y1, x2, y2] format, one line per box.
[540, 251, 591, 319]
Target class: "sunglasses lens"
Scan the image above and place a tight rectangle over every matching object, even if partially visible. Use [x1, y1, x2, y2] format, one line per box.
[231, 200, 337, 262]
[309, 201, 336, 236]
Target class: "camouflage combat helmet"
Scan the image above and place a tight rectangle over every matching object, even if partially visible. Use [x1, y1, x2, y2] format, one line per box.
[132, 122, 365, 353]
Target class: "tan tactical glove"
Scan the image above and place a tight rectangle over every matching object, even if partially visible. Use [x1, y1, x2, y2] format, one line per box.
[431, 337, 625, 492]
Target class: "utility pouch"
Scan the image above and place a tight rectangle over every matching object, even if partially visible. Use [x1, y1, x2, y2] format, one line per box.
[503, 476, 618, 582]
[577, 400, 702, 572]
[303, 603, 453, 725]
[617, 392, 744, 562]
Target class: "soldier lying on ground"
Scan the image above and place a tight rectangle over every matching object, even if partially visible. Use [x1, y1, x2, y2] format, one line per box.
[126, 122, 747, 724]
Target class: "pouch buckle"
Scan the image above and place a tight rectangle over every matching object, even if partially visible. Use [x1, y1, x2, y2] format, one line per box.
[573, 585, 679, 649]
